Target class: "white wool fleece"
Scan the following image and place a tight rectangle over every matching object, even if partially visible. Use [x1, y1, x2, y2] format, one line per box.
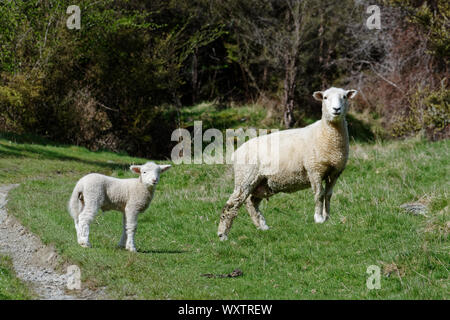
[68, 161, 171, 252]
[218, 87, 357, 240]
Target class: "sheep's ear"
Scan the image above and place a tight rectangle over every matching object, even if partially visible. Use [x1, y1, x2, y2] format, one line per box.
[313, 91, 324, 101]
[159, 164, 171, 173]
[346, 89, 358, 99]
[130, 165, 141, 174]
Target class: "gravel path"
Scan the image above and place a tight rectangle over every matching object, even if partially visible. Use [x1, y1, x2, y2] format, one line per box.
[0, 184, 106, 300]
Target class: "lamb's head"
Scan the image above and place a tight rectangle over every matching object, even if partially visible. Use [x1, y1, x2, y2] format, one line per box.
[130, 162, 171, 188]
[313, 87, 357, 123]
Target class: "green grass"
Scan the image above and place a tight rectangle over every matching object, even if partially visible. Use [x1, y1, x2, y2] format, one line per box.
[179, 102, 276, 130]
[0, 133, 448, 299]
[0, 256, 32, 300]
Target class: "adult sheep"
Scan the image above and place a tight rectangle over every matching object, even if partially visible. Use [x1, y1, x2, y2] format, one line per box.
[217, 87, 357, 240]
[68, 162, 171, 251]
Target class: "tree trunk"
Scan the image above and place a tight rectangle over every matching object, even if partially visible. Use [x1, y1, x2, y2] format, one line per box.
[283, 78, 296, 128]
[283, 99, 295, 129]
[192, 47, 198, 104]
[283, 52, 297, 128]
[282, 1, 302, 129]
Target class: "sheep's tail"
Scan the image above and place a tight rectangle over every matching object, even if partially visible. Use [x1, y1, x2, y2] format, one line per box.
[68, 183, 84, 221]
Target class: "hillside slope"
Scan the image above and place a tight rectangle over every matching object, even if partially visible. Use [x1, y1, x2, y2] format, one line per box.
[0, 133, 448, 299]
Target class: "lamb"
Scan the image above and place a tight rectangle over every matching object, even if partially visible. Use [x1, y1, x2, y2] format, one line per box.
[217, 87, 357, 240]
[68, 162, 171, 251]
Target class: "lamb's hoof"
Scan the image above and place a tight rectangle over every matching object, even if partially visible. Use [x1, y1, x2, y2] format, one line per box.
[218, 233, 228, 241]
[258, 224, 270, 231]
[314, 214, 326, 224]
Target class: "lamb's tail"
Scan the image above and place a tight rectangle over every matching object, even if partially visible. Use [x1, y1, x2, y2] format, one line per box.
[68, 183, 84, 221]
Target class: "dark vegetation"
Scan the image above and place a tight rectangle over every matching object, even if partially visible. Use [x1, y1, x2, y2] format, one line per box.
[0, 0, 448, 159]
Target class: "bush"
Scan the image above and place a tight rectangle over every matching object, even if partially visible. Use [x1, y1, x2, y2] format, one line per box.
[393, 82, 449, 140]
[0, 74, 42, 133]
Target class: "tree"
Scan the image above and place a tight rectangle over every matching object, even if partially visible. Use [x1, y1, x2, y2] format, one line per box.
[216, 0, 324, 128]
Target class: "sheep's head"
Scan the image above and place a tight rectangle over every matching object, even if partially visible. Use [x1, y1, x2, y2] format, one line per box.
[130, 162, 171, 188]
[313, 87, 357, 123]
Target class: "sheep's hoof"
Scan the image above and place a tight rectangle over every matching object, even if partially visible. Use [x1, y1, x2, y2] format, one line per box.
[258, 224, 270, 231]
[314, 214, 326, 224]
[126, 247, 137, 252]
[79, 242, 92, 248]
[218, 233, 228, 241]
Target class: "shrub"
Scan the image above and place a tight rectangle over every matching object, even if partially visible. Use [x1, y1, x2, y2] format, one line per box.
[392, 82, 449, 140]
[0, 74, 42, 133]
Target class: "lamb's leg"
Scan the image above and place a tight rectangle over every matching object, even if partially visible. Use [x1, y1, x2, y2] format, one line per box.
[245, 196, 269, 230]
[77, 209, 96, 248]
[309, 173, 326, 223]
[124, 207, 138, 252]
[323, 172, 341, 221]
[118, 214, 127, 248]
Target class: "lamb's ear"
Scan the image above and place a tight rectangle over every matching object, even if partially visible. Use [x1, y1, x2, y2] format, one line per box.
[159, 164, 171, 173]
[313, 91, 324, 101]
[130, 165, 141, 174]
[346, 89, 358, 99]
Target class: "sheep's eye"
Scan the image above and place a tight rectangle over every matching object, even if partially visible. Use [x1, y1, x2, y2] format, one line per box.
[324, 96, 327, 100]
[143, 172, 146, 174]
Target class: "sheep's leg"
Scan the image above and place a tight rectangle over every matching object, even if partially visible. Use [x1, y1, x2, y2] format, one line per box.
[323, 172, 341, 221]
[124, 208, 138, 252]
[245, 196, 269, 230]
[73, 217, 80, 239]
[309, 173, 326, 224]
[77, 210, 96, 248]
[118, 214, 127, 248]
[218, 186, 255, 241]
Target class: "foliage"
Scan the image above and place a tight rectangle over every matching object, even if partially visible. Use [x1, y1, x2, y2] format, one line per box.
[385, 0, 450, 61]
[393, 82, 450, 140]
[0, 74, 43, 133]
[0, 0, 448, 159]
[344, 0, 449, 141]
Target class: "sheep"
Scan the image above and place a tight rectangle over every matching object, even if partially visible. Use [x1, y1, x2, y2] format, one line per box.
[68, 162, 171, 252]
[217, 87, 357, 240]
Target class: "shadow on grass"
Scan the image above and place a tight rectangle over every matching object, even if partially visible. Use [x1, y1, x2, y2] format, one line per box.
[0, 132, 134, 170]
[0, 132, 58, 145]
[138, 249, 189, 254]
[0, 143, 128, 170]
[347, 114, 375, 142]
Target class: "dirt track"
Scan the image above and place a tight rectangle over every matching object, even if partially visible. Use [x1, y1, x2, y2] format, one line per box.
[0, 184, 106, 300]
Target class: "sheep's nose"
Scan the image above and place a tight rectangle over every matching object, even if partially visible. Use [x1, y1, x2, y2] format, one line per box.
[333, 107, 341, 112]
[151, 179, 157, 184]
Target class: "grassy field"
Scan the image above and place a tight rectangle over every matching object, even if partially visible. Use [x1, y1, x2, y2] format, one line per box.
[0, 256, 32, 300]
[0, 132, 448, 299]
